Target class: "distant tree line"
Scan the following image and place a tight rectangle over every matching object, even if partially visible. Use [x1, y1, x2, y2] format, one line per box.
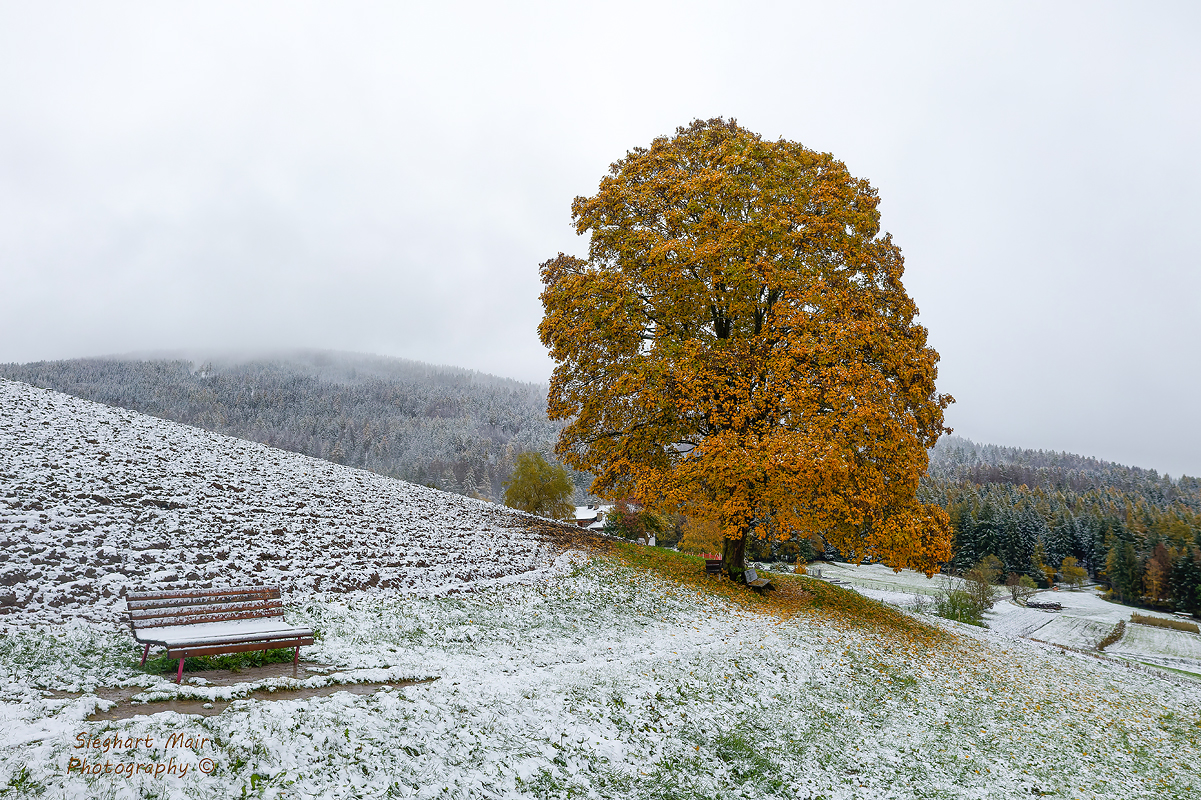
[919, 437, 1201, 614]
[0, 351, 592, 502]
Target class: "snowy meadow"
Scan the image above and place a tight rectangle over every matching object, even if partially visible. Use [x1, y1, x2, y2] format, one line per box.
[3, 549, 1200, 799]
[2, 380, 1199, 798]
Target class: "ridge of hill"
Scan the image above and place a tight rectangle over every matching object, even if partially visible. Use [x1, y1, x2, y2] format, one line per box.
[0, 378, 566, 630]
[928, 435, 1201, 510]
[4, 352, 1195, 510]
[0, 350, 572, 502]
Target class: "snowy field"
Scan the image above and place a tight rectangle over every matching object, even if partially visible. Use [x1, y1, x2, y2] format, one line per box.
[799, 560, 1201, 676]
[2, 553, 1199, 799]
[0, 379, 562, 628]
[3, 379, 1200, 798]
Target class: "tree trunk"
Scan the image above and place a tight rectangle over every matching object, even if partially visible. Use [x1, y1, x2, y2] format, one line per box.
[722, 532, 747, 584]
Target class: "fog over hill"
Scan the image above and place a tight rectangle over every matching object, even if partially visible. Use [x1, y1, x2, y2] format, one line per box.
[929, 435, 1201, 511]
[0, 350, 584, 502]
[2, 351, 1196, 514]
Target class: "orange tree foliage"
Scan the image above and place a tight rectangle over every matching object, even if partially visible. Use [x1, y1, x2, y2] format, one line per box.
[538, 119, 953, 580]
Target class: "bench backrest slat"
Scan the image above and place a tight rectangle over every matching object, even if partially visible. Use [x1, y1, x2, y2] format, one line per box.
[127, 586, 287, 629]
[745, 567, 758, 582]
[127, 586, 279, 605]
[130, 599, 284, 627]
[127, 589, 280, 612]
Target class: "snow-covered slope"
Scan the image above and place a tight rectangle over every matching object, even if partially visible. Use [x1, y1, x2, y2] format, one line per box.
[0, 379, 561, 628]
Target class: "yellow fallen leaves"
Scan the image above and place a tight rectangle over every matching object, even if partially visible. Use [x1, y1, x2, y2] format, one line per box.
[593, 540, 946, 647]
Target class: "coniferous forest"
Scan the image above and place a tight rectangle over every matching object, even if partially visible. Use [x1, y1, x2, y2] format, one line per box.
[0, 351, 574, 501]
[3, 352, 1199, 614]
[921, 437, 1201, 614]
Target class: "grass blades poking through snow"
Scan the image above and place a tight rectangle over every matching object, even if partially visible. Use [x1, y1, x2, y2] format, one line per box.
[0, 623, 143, 691]
[2, 551, 1200, 799]
[141, 648, 300, 676]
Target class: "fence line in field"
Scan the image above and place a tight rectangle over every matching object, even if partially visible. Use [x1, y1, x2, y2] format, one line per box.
[824, 577, 945, 597]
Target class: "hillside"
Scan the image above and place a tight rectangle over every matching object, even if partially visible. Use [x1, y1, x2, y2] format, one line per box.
[0, 378, 568, 629]
[0, 351, 572, 501]
[1, 377, 1199, 798]
[4, 353, 1199, 608]
[927, 435, 1201, 509]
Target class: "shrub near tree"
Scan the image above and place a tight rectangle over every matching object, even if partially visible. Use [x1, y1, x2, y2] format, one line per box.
[935, 555, 1003, 626]
[538, 118, 954, 584]
[1006, 572, 1039, 604]
[602, 498, 672, 544]
[502, 452, 574, 520]
[1060, 556, 1088, 590]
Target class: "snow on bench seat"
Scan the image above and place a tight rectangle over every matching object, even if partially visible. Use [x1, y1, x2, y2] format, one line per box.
[127, 586, 314, 683]
[134, 616, 314, 648]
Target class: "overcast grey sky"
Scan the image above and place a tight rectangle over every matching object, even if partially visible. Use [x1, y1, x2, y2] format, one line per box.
[1, 1, 1198, 477]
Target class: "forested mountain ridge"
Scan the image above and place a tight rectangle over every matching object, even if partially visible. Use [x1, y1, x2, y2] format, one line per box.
[920, 437, 1201, 612]
[927, 435, 1201, 510]
[0, 351, 571, 501]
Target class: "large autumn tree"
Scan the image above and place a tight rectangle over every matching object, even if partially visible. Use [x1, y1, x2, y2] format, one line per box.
[539, 119, 953, 581]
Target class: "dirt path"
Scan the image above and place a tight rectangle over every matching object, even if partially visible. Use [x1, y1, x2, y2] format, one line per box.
[49, 663, 437, 721]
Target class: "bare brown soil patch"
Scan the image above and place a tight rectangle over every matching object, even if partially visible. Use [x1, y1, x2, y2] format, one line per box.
[48, 663, 436, 721]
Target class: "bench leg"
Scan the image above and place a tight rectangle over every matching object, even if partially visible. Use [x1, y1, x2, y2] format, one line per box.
[293, 646, 299, 677]
[140, 643, 150, 666]
[176, 657, 185, 684]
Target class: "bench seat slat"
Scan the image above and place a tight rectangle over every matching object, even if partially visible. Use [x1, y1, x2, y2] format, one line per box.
[135, 617, 313, 647]
[157, 629, 313, 649]
[169, 637, 314, 660]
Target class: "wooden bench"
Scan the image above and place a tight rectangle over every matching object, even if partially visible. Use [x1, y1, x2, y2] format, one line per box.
[744, 567, 775, 594]
[703, 553, 723, 576]
[127, 586, 315, 684]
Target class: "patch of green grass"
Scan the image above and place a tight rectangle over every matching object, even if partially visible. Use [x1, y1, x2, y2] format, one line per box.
[141, 647, 297, 675]
[595, 541, 945, 645]
[0, 626, 140, 687]
[712, 728, 778, 785]
[1, 765, 42, 797]
[1138, 662, 1201, 681]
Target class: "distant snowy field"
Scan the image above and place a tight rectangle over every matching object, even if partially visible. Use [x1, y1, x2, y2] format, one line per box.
[799, 561, 1201, 675]
[0, 379, 560, 628]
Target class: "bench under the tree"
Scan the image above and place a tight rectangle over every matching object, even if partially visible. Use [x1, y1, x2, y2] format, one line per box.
[744, 567, 775, 594]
